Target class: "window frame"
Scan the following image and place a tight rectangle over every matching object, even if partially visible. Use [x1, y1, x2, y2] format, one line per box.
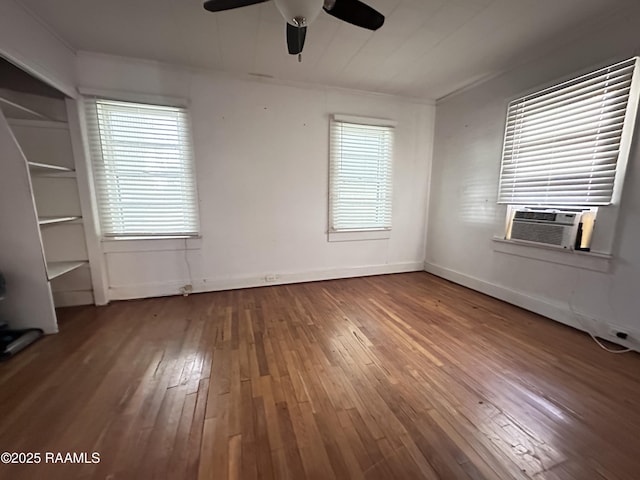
[495, 57, 640, 256]
[84, 94, 201, 240]
[328, 114, 397, 242]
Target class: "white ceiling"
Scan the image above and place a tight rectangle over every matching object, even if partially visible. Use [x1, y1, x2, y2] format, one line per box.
[16, 0, 633, 99]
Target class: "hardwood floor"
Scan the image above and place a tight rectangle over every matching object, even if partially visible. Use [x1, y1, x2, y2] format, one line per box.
[1, 272, 639, 479]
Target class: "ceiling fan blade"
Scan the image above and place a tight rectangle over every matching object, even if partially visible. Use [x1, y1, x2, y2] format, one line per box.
[323, 0, 384, 30]
[203, 0, 269, 13]
[286, 23, 307, 55]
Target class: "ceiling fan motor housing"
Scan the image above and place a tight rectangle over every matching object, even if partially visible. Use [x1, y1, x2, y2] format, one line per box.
[274, 0, 323, 26]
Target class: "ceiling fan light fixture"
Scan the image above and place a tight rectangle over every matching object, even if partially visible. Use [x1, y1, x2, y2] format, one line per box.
[274, 0, 323, 26]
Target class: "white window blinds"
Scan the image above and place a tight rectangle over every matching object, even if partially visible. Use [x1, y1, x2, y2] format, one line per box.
[498, 57, 639, 206]
[329, 116, 395, 232]
[86, 99, 199, 237]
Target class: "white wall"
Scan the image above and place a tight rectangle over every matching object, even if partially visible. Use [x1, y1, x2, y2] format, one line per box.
[0, 0, 76, 97]
[76, 53, 434, 300]
[427, 5, 640, 350]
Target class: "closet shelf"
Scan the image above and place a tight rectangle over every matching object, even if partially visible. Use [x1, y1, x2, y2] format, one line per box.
[28, 162, 75, 177]
[38, 216, 81, 226]
[0, 96, 48, 121]
[8, 118, 68, 129]
[47, 261, 87, 280]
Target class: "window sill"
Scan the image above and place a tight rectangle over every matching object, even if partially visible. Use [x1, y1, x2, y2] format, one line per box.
[492, 237, 611, 272]
[102, 236, 202, 253]
[328, 230, 391, 242]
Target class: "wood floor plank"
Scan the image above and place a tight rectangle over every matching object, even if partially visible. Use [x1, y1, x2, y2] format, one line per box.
[1, 272, 639, 479]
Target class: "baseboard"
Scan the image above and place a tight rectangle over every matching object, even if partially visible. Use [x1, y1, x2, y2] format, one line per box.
[52, 290, 95, 307]
[108, 261, 424, 302]
[424, 261, 640, 353]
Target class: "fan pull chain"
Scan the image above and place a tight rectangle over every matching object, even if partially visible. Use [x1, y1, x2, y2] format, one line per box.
[296, 18, 304, 63]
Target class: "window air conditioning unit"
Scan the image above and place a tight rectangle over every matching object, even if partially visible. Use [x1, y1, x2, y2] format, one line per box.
[508, 209, 581, 249]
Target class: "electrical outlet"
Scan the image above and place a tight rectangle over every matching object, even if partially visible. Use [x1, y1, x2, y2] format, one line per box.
[265, 274, 277, 282]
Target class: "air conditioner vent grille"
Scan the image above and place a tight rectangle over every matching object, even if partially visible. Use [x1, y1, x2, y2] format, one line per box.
[511, 222, 564, 246]
[513, 211, 557, 222]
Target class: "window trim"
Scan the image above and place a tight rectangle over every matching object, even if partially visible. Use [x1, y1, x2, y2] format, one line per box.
[491, 236, 611, 272]
[611, 58, 640, 205]
[101, 236, 203, 253]
[328, 114, 396, 242]
[332, 114, 398, 128]
[84, 95, 201, 240]
[328, 229, 391, 242]
[78, 87, 188, 109]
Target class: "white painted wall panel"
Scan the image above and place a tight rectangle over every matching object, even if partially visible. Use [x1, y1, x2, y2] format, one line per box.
[76, 53, 434, 299]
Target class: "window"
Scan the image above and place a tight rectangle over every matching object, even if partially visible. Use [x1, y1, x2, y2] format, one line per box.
[496, 58, 640, 253]
[498, 57, 639, 207]
[329, 115, 395, 240]
[86, 99, 199, 238]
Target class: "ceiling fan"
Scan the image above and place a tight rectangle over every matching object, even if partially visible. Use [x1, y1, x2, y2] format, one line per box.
[203, 0, 385, 61]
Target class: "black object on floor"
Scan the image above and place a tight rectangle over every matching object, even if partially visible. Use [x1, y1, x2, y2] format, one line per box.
[0, 271, 44, 360]
[1, 327, 43, 360]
